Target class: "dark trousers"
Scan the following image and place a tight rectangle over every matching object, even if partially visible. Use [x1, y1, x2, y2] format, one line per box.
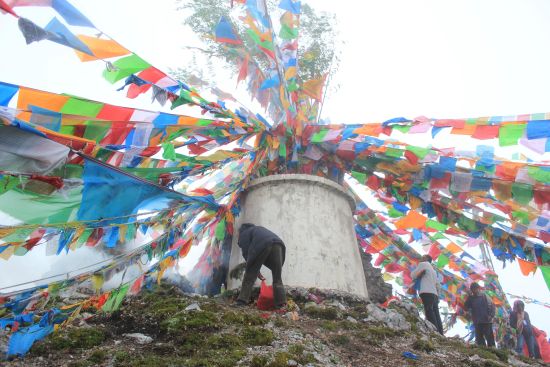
[474, 323, 496, 347]
[420, 293, 444, 335]
[237, 243, 286, 307]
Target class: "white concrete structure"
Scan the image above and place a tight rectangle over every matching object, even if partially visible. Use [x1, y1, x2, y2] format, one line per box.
[227, 174, 368, 298]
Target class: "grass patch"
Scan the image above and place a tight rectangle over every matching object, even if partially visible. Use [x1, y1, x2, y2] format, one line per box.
[251, 355, 270, 367]
[330, 334, 351, 346]
[32, 327, 106, 353]
[206, 333, 243, 350]
[221, 310, 267, 326]
[304, 306, 339, 320]
[412, 338, 435, 353]
[242, 326, 274, 346]
[273, 317, 287, 328]
[365, 326, 398, 338]
[441, 339, 507, 363]
[160, 310, 220, 334]
[266, 352, 293, 367]
[88, 349, 107, 363]
[321, 320, 337, 331]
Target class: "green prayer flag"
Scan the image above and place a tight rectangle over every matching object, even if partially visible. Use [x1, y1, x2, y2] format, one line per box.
[406, 146, 430, 159]
[74, 228, 93, 249]
[215, 219, 226, 241]
[511, 183, 533, 205]
[14, 246, 28, 256]
[430, 232, 446, 240]
[540, 265, 550, 293]
[279, 24, 298, 40]
[385, 147, 403, 158]
[527, 166, 550, 184]
[2, 228, 33, 243]
[102, 284, 130, 312]
[60, 98, 103, 118]
[351, 171, 367, 184]
[498, 124, 525, 147]
[512, 211, 530, 225]
[103, 54, 151, 84]
[426, 219, 447, 231]
[393, 125, 411, 134]
[311, 129, 328, 143]
[388, 207, 403, 218]
[288, 80, 299, 92]
[0, 176, 19, 195]
[162, 142, 177, 160]
[0, 187, 81, 224]
[279, 142, 287, 157]
[197, 119, 213, 127]
[126, 223, 136, 242]
[436, 255, 449, 268]
[83, 123, 110, 142]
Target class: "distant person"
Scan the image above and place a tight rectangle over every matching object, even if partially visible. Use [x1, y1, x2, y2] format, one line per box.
[235, 223, 287, 309]
[411, 254, 444, 335]
[464, 283, 496, 347]
[510, 300, 536, 358]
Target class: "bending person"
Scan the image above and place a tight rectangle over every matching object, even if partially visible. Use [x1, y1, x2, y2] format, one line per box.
[236, 223, 287, 309]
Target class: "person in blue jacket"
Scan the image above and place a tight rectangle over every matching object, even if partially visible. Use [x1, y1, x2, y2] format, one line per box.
[510, 300, 536, 358]
[235, 223, 287, 308]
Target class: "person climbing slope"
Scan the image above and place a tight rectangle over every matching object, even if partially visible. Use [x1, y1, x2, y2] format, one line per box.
[235, 223, 287, 309]
[411, 254, 444, 335]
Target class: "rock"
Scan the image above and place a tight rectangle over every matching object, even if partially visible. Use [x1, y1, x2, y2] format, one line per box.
[419, 319, 438, 333]
[304, 302, 317, 311]
[364, 303, 410, 331]
[346, 316, 358, 323]
[325, 300, 346, 311]
[508, 356, 531, 367]
[123, 333, 153, 344]
[287, 359, 298, 366]
[385, 309, 411, 331]
[469, 354, 481, 362]
[365, 303, 387, 322]
[185, 303, 202, 311]
[358, 249, 392, 303]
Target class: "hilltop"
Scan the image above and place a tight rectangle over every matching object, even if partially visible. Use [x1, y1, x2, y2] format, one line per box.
[4, 284, 546, 367]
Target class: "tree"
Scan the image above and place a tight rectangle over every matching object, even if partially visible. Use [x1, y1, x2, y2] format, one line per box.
[174, 0, 340, 101]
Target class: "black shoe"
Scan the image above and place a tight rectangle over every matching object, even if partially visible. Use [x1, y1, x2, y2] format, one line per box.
[234, 300, 248, 307]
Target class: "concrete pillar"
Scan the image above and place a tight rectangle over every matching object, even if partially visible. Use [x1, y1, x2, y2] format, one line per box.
[227, 174, 368, 298]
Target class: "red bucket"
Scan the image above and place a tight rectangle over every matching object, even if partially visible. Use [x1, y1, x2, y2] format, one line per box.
[256, 280, 274, 310]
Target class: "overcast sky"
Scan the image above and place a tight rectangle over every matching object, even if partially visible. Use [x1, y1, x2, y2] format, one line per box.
[0, 0, 548, 336]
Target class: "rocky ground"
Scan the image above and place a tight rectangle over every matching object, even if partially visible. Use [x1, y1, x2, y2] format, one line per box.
[4, 284, 547, 367]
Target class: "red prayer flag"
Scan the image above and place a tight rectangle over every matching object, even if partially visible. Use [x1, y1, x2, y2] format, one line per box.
[0, 0, 18, 17]
[472, 125, 500, 140]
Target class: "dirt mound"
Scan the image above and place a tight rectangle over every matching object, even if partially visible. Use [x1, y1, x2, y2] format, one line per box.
[4, 284, 546, 367]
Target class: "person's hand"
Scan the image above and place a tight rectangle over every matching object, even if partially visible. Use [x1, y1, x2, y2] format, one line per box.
[258, 273, 266, 281]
